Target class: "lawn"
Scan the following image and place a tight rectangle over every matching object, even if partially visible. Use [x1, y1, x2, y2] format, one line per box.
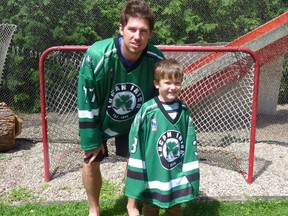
[1, 198, 288, 216]
[1, 179, 287, 216]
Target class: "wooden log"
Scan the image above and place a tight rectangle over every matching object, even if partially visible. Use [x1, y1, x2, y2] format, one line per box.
[15, 115, 22, 136]
[0, 102, 16, 151]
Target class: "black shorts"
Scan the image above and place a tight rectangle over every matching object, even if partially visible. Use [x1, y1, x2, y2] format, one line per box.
[84, 133, 129, 163]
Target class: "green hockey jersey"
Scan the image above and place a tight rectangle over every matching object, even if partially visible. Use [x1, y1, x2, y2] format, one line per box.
[77, 37, 164, 151]
[125, 97, 200, 208]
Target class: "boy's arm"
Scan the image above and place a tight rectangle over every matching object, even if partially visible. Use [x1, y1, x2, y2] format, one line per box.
[183, 115, 200, 196]
[125, 112, 147, 199]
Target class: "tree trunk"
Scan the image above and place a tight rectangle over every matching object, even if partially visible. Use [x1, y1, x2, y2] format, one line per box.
[0, 102, 16, 152]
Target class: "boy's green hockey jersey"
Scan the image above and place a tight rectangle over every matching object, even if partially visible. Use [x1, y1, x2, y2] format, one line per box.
[77, 37, 164, 151]
[125, 97, 200, 208]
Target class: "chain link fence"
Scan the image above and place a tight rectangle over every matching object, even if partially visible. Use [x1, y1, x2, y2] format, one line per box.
[0, 0, 287, 147]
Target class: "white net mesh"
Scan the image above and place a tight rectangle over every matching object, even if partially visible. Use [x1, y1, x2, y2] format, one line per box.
[41, 46, 258, 182]
[165, 49, 256, 180]
[0, 24, 17, 84]
[42, 50, 85, 178]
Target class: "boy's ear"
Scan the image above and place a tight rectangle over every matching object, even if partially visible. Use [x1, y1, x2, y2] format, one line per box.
[153, 80, 159, 89]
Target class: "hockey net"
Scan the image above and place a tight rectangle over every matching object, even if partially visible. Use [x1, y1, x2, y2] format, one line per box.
[39, 45, 259, 183]
[0, 24, 17, 84]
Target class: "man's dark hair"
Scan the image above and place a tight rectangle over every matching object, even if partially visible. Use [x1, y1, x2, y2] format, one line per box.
[120, 0, 155, 31]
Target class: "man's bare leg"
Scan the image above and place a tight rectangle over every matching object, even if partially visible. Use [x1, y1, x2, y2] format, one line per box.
[82, 161, 102, 216]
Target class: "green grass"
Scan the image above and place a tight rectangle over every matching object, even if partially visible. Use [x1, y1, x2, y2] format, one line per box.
[183, 199, 288, 216]
[5, 187, 36, 203]
[1, 181, 288, 216]
[1, 198, 288, 216]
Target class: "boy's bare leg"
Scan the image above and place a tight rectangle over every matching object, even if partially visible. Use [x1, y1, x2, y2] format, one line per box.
[127, 198, 140, 216]
[142, 202, 159, 216]
[166, 204, 183, 216]
[82, 162, 102, 216]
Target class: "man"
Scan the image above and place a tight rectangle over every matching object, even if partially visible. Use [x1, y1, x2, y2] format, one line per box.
[77, 1, 164, 215]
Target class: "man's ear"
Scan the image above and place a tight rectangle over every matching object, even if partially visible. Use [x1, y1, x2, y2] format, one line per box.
[119, 24, 124, 36]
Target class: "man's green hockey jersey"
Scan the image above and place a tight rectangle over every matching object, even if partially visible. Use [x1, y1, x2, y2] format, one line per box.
[77, 37, 164, 151]
[125, 97, 200, 208]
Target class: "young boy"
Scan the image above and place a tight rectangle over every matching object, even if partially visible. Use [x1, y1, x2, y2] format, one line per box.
[125, 58, 200, 216]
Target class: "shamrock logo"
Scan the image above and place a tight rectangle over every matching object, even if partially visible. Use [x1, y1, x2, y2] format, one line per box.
[114, 94, 133, 112]
[166, 140, 180, 161]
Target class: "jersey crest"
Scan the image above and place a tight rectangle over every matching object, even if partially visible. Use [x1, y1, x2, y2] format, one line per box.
[157, 130, 185, 170]
[107, 83, 144, 121]
[151, 118, 157, 131]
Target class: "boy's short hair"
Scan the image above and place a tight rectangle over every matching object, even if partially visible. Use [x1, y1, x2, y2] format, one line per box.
[154, 58, 183, 82]
[120, 0, 155, 31]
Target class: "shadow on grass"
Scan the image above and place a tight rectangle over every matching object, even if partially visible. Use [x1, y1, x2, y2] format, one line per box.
[183, 197, 221, 216]
[0, 196, 221, 216]
[99, 196, 221, 216]
[100, 196, 127, 216]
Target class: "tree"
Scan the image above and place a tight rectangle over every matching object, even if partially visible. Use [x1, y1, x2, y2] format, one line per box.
[1, 0, 287, 112]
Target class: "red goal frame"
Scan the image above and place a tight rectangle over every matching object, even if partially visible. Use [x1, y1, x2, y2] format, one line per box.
[39, 45, 259, 184]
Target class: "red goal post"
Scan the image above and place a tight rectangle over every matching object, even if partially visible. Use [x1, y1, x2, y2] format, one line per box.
[39, 45, 259, 184]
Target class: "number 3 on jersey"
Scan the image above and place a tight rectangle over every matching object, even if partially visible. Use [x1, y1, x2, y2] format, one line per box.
[131, 137, 138, 153]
